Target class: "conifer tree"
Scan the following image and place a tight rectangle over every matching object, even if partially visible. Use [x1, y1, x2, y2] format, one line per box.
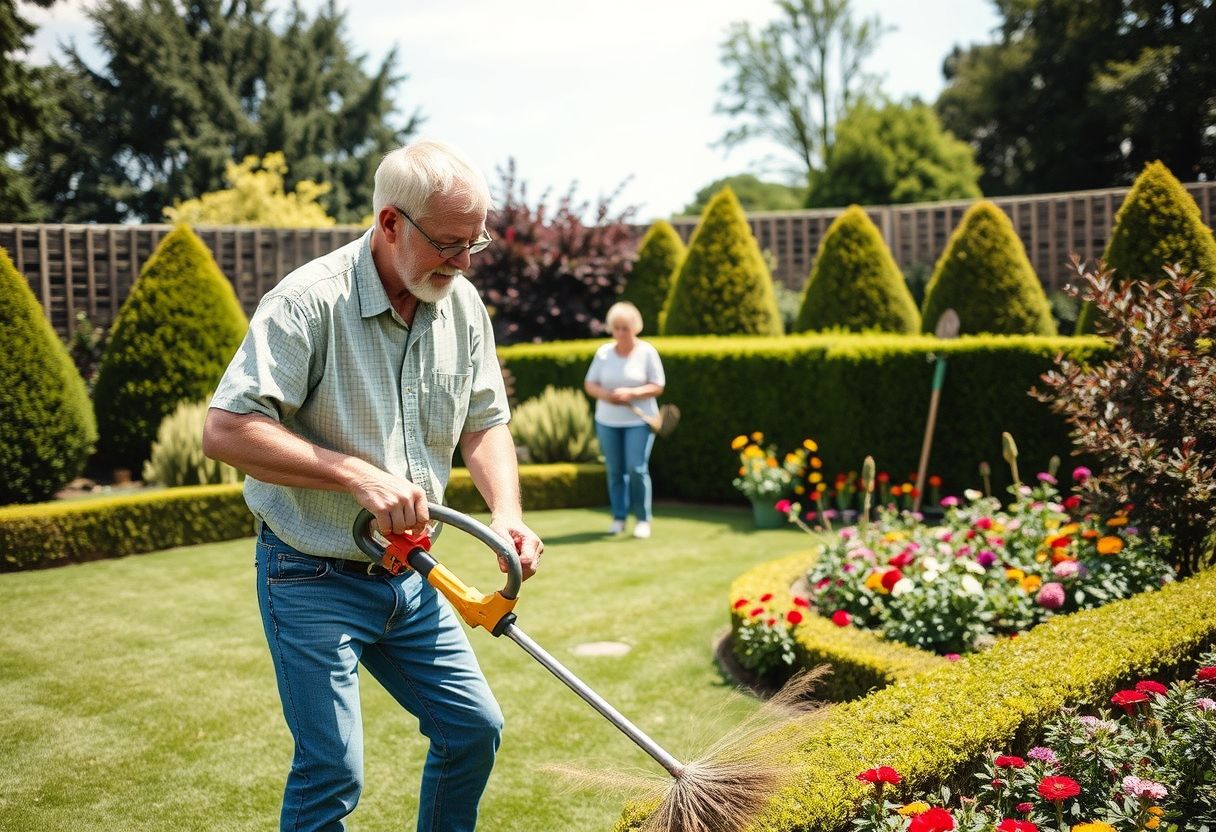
[795, 205, 919, 333]
[620, 221, 685, 333]
[93, 226, 247, 472]
[1076, 161, 1216, 333]
[0, 247, 96, 503]
[660, 188, 783, 336]
[921, 201, 1056, 336]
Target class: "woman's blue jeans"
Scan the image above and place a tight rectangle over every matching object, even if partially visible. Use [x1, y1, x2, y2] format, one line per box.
[595, 421, 655, 522]
[255, 524, 503, 832]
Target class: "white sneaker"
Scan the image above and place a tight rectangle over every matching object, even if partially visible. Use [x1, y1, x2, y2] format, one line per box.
[608, 519, 626, 534]
[633, 521, 651, 539]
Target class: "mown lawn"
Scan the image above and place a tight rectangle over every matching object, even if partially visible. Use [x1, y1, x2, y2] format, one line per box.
[0, 504, 810, 832]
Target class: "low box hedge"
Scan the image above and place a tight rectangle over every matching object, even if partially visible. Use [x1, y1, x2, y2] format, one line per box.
[617, 565, 1216, 832]
[500, 333, 1109, 503]
[730, 550, 945, 701]
[0, 463, 607, 571]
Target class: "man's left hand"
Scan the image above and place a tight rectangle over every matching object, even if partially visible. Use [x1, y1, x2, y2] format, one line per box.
[491, 518, 543, 580]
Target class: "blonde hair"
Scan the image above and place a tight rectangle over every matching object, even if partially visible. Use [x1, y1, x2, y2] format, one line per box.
[372, 139, 491, 221]
[605, 301, 644, 335]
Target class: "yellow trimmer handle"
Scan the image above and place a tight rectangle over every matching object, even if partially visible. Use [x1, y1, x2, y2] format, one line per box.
[352, 505, 520, 636]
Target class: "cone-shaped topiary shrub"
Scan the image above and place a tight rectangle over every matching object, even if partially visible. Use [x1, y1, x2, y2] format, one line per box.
[921, 200, 1056, 336]
[619, 220, 684, 333]
[0, 248, 97, 504]
[93, 225, 247, 473]
[794, 205, 920, 333]
[660, 188, 783, 335]
[1076, 160, 1216, 333]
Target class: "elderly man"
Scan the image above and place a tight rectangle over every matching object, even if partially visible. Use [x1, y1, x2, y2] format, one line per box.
[203, 139, 542, 832]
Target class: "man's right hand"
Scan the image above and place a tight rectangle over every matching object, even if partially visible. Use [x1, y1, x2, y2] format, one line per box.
[351, 469, 430, 536]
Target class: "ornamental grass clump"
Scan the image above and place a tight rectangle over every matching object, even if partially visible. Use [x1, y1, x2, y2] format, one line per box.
[801, 471, 1173, 655]
[851, 649, 1216, 830]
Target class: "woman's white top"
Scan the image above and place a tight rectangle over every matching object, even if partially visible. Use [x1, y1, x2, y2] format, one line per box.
[584, 340, 666, 427]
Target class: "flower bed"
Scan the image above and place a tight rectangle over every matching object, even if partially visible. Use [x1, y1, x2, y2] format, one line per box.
[851, 652, 1216, 830]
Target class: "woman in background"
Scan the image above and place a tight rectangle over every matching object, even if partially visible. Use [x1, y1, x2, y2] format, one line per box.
[583, 301, 665, 538]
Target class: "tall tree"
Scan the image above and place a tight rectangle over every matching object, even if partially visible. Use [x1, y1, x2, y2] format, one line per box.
[0, 0, 57, 220]
[805, 100, 982, 207]
[936, 0, 1216, 194]
[21, 0, 419, 223]
[716, 0, 886, 182]
[680, 174, 807, 215]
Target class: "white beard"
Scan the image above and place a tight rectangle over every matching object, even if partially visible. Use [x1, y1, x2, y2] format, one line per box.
[407, 268, 461, 304]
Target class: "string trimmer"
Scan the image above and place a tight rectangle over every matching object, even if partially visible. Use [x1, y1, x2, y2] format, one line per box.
[354, 505, 815, 832]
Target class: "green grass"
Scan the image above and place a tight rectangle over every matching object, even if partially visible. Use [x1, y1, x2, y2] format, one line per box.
[0, 504, 811, 832]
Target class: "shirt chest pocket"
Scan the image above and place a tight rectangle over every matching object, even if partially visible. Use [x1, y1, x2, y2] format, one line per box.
[422, 368, 472, 448]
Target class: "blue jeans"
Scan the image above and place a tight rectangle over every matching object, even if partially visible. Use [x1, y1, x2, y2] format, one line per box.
[255, 524, 503, 832]
[595, 421, 655, 522]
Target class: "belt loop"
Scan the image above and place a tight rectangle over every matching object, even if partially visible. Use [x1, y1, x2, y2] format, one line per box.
[366, 560, 378, 576]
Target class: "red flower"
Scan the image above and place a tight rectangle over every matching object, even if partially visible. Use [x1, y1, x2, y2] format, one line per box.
[856, 765, 902, 785]
[760, 593, 774, 603]
[880, 568, 903, 591]
[749, 607, 764, 617]
[994, 755, 1026, 769]
[1015, 802, 1033, 814]
[1111, 689, 1150, 713]
[928, 475, 943, 487]
[908, 807, 954, 832]
[976, 517, 993, 530]
[1037, 776, 1080, 801]
[888, 551, 915, 568]
[792, 596, 810, 608]
[1063, 495, 1082, 511]
[997, 821, 1037, 832]
[831, 610, 851, 627]
[1197, 666, 1216, 684]
[765, 617, 776, 626]
[733, 599, 748, 610]
[786, 610, 804, 625]
[1135, 680, 1168, 696]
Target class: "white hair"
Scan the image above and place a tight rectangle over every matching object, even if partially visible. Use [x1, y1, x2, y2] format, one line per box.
[372, 139, 491, 221]
[606, 301, 644, 334]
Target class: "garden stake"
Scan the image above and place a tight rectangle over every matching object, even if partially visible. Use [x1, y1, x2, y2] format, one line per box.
[913, 308, 960, 512]
[353, 505, 818, 832]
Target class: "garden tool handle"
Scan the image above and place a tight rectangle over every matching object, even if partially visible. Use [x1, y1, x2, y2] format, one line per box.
[352, 505, 521, 636]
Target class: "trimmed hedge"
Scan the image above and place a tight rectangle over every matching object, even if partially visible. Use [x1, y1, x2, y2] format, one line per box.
[0, 464, 607, 571]
[500, 334, 1109, 502]
[729, 550, 944, 701]
[618, 566, 1216, 832]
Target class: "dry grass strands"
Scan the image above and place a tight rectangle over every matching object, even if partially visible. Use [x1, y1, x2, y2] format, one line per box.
[544, 667, 830, 832]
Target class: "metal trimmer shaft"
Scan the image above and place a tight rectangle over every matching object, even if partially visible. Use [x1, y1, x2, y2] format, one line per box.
[502, 623, 686, 778]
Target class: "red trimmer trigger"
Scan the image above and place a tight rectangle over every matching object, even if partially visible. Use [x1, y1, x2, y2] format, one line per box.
[380, 528, 432, 575]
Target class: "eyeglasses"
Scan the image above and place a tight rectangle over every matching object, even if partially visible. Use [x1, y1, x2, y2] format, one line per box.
[395, 206, 492, 259]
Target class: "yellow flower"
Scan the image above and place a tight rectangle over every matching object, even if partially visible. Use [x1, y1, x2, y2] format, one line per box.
[864, 570, 886, 592]
[751, 431, 764, 442]
[803, 439, 818, 452]
[1147, 807, 1164, 817]
[730, 435, 749, 451]
[743, 445, 764, 459]
[1036, 550, 1049, 563]
[784, 453, 799, 466]
[1005, 568, 1025, 581]
[1145, 819, 1160, 830]
[767, 458, 778, 468]
[1045, 518, 1060, 530]
[794, 485, 805, 494]
[1071, 823, 1116, 832]
[809, 472, 823, 484]
[897, 801, 930, 816]
[738, 467, 746, 476]
[1106, 515, 1128, 527]
[1059, 523, 1080, 536]
[815, 482, 827, 493]
[1021, 575, 1042, 593]
[1096, 535, 1124, 555]
[810, 457, 823, 469]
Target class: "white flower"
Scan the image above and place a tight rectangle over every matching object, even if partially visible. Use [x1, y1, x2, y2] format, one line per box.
[936, 542, 953, 557]
[922, 556, 942, 572]
[964, 560, 986, 575]
[891, 578, 914, 597]
[923, 569, 939, 583]
[964, 489, 982, 501]
[960, 575, 984, 596]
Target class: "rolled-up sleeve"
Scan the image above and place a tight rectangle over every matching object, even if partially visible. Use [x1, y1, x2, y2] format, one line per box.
[461, 298, 510, 432]
[210, 295, 314, 422]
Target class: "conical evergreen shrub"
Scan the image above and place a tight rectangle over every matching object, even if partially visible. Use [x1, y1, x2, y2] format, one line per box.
[0, 248, 97, 504]
[660, 188, 783, 335]
[794, 205, 920, 333]
[921, 201, 1056, 336]
[619, 220, 684, 332]
[1076, 161, 1216, 333]
[93, 225, 247, 472]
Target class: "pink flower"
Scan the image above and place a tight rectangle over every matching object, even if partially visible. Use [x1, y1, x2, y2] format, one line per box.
[1028, 746, 1057, 764]
[1072, 466, 1092, 482]
[940, 496, 960, 507]
[976, 517, 993, 530]
[1035, 582, 1066, 610]
[774, 499, 791, 513]
[1122, 775, 1168, 801]
[1037, 472, 1057, 484]
[944, 653, 961, 662]
[997, 821, 1037, 832]
[1052, 560, 1080, 578]
[1195, 698, 1216, 711]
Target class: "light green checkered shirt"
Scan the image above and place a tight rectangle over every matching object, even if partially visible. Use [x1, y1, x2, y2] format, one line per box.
[210, 228, 509, 558]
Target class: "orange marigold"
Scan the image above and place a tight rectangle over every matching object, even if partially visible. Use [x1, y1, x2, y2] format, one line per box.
[1096, 536, 1124, 555]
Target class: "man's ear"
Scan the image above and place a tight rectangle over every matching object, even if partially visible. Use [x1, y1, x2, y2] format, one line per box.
[378, 206, 403, 241]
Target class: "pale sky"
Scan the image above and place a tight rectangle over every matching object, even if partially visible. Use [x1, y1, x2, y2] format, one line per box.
[22, 0, 1001, 222]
